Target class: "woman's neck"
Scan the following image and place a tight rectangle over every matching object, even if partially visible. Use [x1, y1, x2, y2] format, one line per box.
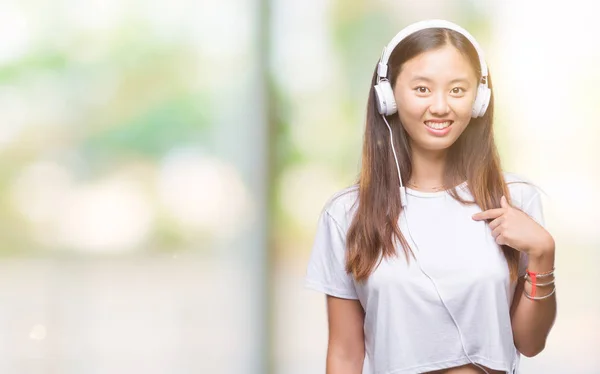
[407, 147, 447, 189]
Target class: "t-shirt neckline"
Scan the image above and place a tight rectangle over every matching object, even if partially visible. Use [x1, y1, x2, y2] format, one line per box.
[405, 180, 468, 198]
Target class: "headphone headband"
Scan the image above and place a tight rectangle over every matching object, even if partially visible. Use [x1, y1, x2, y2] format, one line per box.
[376, 19, 488, 82]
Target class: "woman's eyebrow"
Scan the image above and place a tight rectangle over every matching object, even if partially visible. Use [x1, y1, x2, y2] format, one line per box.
[410, 76, 472, 84]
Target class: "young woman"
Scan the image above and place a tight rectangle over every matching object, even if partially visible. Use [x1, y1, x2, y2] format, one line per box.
[305, 20, 557, 374]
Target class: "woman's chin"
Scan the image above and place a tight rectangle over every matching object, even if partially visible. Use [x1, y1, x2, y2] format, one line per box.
[411, 136, 458, 153]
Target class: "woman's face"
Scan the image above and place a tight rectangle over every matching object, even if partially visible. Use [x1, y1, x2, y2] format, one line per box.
[393, 44, 479, 154]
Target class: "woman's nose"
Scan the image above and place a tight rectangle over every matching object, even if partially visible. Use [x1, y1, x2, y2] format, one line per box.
[429, 92, 450, 115]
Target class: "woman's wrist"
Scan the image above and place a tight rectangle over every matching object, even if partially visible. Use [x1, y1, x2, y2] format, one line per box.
[526, 245, 555, 272]
[525, 233, 555, 265]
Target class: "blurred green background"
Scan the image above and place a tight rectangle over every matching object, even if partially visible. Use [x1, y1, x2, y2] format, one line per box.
[0, 0, 598, 373]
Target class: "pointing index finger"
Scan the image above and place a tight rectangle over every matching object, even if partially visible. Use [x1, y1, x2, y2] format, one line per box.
[472, 208, 504, 221]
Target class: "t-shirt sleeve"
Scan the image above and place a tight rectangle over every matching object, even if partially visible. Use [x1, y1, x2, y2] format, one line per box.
[517, 189, 546, 277]
[304, 209, 359, 300]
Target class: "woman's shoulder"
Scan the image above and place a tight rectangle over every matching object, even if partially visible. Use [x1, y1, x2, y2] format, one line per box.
[503, 171, 545, 209]
[321, 184, 360, 230]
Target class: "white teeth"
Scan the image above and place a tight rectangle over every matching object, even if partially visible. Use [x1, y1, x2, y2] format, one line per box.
[425, 121, 452, 129]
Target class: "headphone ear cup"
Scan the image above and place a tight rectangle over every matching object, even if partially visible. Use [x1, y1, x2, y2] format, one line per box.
[471, 83, 491, 118]
[374, 80, 397, 116]
[480, 85, 491, 116]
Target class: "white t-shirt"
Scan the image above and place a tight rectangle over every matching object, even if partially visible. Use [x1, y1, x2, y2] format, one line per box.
[305, 172, 546, 374]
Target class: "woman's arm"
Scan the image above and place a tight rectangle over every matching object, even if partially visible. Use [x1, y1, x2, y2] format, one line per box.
[473, 194, 557, 357]
[510, 247, 557, 357]
[326, 295, 365, 374]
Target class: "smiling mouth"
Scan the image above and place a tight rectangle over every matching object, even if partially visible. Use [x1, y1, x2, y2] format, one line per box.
[424, 120, 453, 130]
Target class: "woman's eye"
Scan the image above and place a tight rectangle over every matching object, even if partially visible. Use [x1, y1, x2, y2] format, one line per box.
[451, 87, 466, 94]
[415, 86, 429, 94]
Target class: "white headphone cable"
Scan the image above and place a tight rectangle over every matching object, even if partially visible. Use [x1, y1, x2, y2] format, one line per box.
[402, 208, 491, 374]
[382, 113, 491, 374]
[381, 115, 407, 207]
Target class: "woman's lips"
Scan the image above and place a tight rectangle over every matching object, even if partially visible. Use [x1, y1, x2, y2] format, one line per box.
[423, 120, 453, 136]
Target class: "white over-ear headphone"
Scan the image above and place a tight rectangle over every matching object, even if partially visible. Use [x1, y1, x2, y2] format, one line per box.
[374, 19, 491, 118]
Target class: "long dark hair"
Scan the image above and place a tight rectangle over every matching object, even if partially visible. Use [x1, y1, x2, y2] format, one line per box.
[346, 28, 519, 282]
